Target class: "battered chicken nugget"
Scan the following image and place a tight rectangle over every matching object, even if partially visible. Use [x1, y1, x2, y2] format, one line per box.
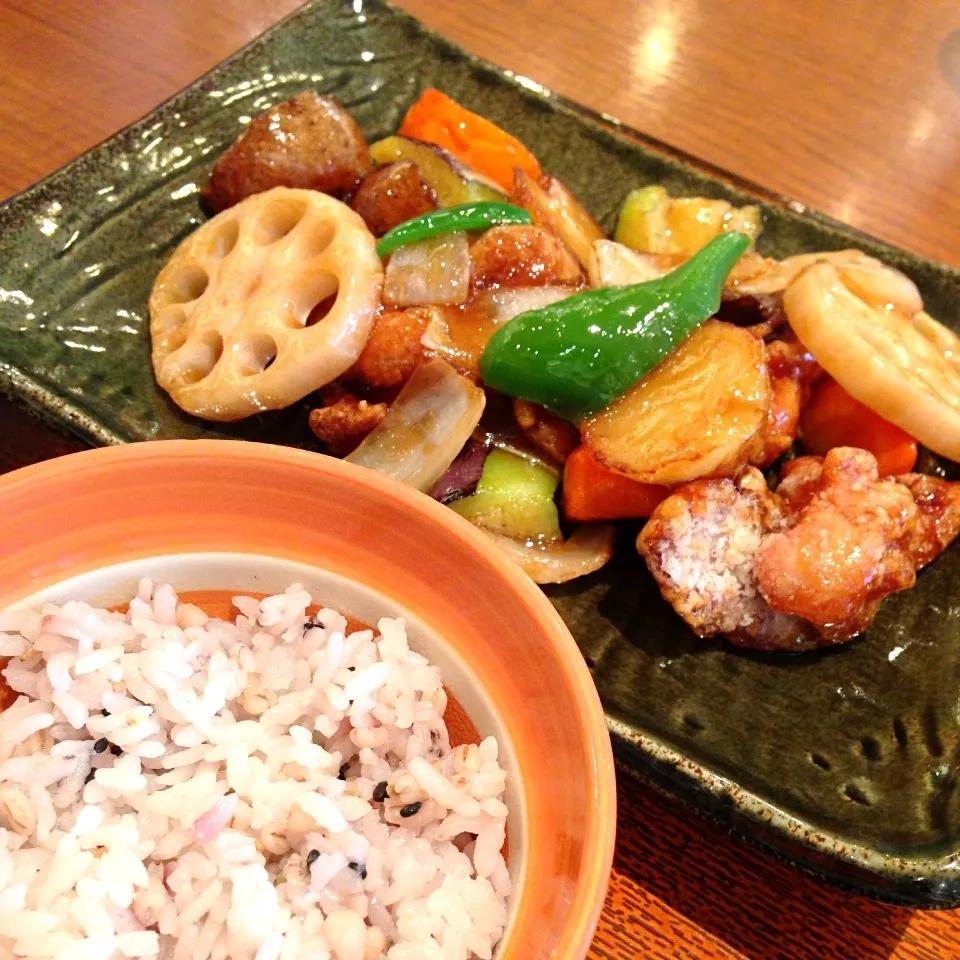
[885, 472, 960, 570]
[470, 224, 583, 289]
[636, 467, 815, 650]
[308, 393, 387, 455]
[347, 308, 431, 389]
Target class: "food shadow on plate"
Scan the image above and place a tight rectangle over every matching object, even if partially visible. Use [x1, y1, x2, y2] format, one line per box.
[154, 386, 325, 451]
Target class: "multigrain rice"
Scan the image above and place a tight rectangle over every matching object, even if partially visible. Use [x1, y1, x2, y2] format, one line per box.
[0, 582, 510, 959]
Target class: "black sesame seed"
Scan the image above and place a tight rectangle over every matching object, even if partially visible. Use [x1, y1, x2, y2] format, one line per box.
[399, 801, 422, 818]
[306, 617, 326, 630]
[84, 769, 96, 785]
[93, 738, 109, 754]
[110, 744, 123, 757]
[347, 861, 368, 880]
[101, 709, 110, 717]
[347, 666, 355, 672]
[338, 763, 349, 780]
[306, 849, 320, 869]
[372, 781, 389, 803]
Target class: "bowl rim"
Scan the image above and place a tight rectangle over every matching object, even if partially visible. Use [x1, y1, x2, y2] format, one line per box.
[0, 438, 617, 957]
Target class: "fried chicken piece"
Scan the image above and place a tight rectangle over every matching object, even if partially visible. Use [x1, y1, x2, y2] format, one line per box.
[775, 455, 826, 512]
[202, 92, 371, 213]
[512, 399, 581, 465]
[755, 449, 919, 640]
[752, 336, 822, 468]
[891, 472, 960, 569]
[470, 224, 583, 289]
[638, 447, 960, 651]
[308, 392, 386, 455]
[346, 308, 430, 388]
[637, 467, 816, 649]
[351, 161, 438, 237]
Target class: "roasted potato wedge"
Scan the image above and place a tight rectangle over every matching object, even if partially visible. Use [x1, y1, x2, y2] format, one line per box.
[350, 161, 438, 237]
[582, 321, 770, 485]
[202, 92, 372, 213]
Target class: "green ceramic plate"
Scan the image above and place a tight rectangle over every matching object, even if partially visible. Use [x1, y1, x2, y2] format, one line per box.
[2, 0, 960, 906]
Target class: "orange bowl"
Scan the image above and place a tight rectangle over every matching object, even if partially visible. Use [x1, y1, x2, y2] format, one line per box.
[0, 439, 616, 958]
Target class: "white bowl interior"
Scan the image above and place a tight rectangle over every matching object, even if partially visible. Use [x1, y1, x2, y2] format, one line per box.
[9, 551, 526, 940]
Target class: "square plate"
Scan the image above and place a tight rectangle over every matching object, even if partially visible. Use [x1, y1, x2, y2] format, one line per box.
[2, 0, 960, 905]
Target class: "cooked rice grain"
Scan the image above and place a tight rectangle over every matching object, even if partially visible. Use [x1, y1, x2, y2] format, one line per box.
[0, 583, 510, 960]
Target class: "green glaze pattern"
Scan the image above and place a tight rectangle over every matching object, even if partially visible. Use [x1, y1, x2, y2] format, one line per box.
[1, 0, 959, 906]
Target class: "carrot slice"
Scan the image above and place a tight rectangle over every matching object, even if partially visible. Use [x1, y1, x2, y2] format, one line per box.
[799, 378, 918, 476]
[399, 89, 541, 192]
[563, 445, 668, 522]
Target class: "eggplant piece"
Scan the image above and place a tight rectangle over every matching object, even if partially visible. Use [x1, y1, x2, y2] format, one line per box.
[369, 136, 504, 207]
[202, 91, 372, 213]
[429, 438, 491, 503]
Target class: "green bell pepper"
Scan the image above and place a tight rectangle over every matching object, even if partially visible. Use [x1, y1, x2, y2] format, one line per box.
[376, 202, 533, 258]
[478, 231, 751, 421]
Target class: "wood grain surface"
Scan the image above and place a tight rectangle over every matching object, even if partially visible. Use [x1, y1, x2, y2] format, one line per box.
[2, 2, 960, 958]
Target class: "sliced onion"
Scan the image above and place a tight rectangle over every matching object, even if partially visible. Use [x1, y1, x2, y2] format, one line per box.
[422, 286, 574, 377]
[478, 286, 576, 321]
[346, 359, 486, 492]
[587, 240, 672, 289]
[383, 232, 470, 307]
[486, 525, 617, 584]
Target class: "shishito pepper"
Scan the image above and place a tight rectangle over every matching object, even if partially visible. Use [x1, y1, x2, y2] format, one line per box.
[478, 231, 751, 421]
[376, 202, 533, 258]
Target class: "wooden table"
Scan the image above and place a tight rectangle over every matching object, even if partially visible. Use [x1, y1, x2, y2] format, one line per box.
[2, 2, 960, 957]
